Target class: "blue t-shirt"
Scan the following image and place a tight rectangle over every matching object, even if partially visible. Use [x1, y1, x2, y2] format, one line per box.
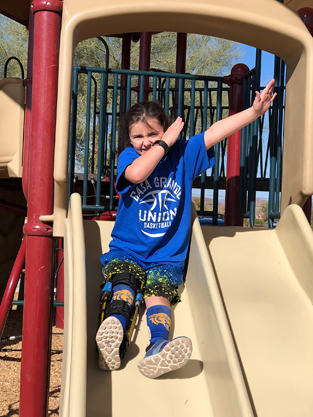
[102, 132, 214, 269]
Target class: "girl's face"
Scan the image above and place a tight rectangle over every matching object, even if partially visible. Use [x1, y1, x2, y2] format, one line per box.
[129, 118, 164, 155]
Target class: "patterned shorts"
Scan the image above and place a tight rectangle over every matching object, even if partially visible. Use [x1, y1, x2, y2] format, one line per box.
[101, 250, 184, 305]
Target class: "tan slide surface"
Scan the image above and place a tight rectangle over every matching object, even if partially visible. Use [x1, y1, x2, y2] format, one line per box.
[60, 194, 313, 417]
[203, 204, 313, 417]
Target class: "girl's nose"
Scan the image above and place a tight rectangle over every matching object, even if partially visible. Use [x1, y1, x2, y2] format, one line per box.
[143, 137, 151, 146]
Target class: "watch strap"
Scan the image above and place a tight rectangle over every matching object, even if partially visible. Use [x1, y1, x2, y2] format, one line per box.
[154, 140, 170, 155]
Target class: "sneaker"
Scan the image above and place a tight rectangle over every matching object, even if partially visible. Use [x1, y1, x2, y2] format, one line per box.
[137, 337, 192, 379]
[96, 316, 124, 371]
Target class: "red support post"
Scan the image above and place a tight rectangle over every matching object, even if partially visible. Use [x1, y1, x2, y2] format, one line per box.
[224, 64, 249, 226]
[121, 33, 131, 114]
[298, 7, 313, 225]
[138, 32, 152, 101]
[19, 1, 62, 417]
[22, 10, 34, 200]
[120, 34, 132, 151]
[0, 238, 26, 339]
[174, 33, 187, 117]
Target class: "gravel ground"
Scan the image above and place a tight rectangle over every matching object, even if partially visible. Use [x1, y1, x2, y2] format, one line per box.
[0, 306, 63, 417]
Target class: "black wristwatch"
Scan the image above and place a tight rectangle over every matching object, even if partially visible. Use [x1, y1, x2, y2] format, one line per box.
[154, 140, 170, 155]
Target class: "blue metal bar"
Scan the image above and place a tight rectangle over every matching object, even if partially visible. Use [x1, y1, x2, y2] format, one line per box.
[68, 67, 79, 200]
[96, 72, 107, 206]
[248, 49, 261, 227]
[96, 37, 110, 70]
[275, 59, 285, 215]
[178, 78, 183, 118]
[83, 71, 92, 207]
[4, 56, 25, 79]
[126, 73, 132, 110]
[139, 75, 145, 102]
[213, 80, 223, 225]
[72, 66, 223, 83]
[164, 78, 170, 115]
[189, 79, 196, 137]
[110, 73, 119, 210]
[91, 75, 97, 173]
[268, 56, 285, 226]
[200, 80, 209, 214]
[13, 300, 64, 307]
[152, 76, 157, 102]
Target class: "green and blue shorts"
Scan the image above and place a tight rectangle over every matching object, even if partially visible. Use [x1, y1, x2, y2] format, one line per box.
[101, 250, 184, 305]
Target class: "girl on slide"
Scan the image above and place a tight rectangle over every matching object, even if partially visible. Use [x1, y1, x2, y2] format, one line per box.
[96, 79, 276, 378]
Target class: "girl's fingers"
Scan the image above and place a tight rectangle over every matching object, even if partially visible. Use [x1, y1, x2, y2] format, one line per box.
[172, 117, 184, 129]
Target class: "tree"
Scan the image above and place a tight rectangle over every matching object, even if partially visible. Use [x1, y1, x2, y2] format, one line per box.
[0, 19, 243, 173]
[260, 202, 268, 222]
[0, 15, 28, 78]
[73, 33, 242, 76]
[72, 33, 242, 171]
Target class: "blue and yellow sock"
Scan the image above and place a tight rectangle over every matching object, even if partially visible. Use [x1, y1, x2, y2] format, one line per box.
[111, 284, 135, 331]
[146, 305, 171, 345]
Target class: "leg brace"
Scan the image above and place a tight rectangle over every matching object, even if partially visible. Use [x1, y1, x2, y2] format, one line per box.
[99, 262, 146, 331]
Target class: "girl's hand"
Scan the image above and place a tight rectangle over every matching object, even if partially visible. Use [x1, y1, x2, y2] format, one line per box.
[162, 117, 184, 147]
[252, 79, 277, 117]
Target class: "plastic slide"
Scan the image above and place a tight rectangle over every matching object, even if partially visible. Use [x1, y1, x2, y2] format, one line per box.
[60, 193, 313, 417]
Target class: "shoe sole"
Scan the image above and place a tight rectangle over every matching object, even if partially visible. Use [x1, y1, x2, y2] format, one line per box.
[96, 316, 123, 371]
[137, 337, 192, 379]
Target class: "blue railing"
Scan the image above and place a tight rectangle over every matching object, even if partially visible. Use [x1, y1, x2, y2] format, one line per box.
[69, 66, 230, 223]
[239, 50, 285, 227]
[69, 63, 285, 226]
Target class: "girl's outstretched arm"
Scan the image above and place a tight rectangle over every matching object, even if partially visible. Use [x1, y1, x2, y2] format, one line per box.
[204, 79, 276, 150]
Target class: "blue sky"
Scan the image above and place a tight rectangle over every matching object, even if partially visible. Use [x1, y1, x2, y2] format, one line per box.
[240, 45, 275, 86]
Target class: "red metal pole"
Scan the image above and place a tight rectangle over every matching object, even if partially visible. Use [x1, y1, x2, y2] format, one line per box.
[175, 33, 187, 75]
[120, 34, 132, 151]
[224, 64, 249, 226]
[298, 7, 313, 225]
[0, 238, 26, 339]
[19, 1, 62, 417]
[138, 32, 152, 101]
[121, 33, 131, 113]
[122, 34, 131, 72]
[174, 33, 187, 117]
[22, 10, 34, 201]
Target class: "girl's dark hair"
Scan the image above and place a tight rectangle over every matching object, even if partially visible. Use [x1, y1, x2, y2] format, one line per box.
[120, 102, 169, 150]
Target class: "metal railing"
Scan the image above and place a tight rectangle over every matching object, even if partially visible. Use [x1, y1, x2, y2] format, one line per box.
[239, 51, 285, 227]
[3, 56, 25, 79]
[69, 63, 285, 226]
[69, 66, 230, 222]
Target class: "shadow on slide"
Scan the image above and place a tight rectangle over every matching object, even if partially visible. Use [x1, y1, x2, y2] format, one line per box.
[59, 193, 313, 417]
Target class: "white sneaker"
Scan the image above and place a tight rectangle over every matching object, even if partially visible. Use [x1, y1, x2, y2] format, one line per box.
[96, 316, 124, 371]
[137, 336, 192, 379]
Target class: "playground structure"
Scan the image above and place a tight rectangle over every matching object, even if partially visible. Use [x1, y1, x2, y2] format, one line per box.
[1, 0, 313, 416]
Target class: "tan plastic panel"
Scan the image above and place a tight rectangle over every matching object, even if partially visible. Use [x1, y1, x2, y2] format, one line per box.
[60, 193, 87, 417]
[203, 204, 313, 417]
[60, 193, 254, 417]
[53, 0, 313, 236]
[0, 78, 24, 178]
[284, 0, 313, 11]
